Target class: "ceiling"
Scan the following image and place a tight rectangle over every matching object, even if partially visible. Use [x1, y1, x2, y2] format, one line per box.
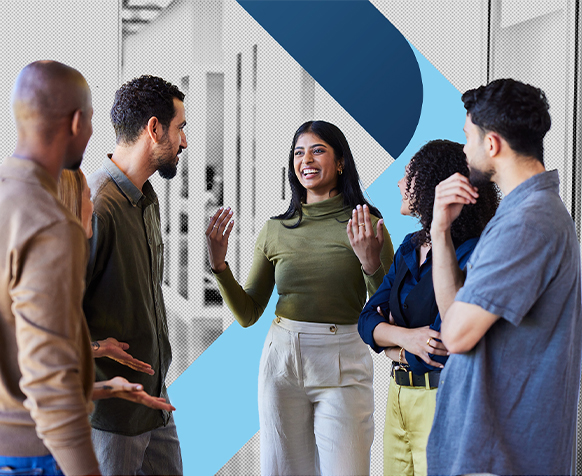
[121, 0, 174, 36]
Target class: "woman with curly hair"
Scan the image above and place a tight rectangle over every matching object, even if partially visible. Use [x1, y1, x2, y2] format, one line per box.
[206, 121, 394, 476]
[357, 139, 499, 476]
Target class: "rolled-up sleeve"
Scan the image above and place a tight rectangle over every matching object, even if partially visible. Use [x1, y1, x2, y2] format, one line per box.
[10, 222, 99, 476]
[455, 224, 555, 326]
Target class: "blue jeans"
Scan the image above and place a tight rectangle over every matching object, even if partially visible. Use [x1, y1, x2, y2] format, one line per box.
[91, 413, 182, 475]
[0, 455, 62, 475]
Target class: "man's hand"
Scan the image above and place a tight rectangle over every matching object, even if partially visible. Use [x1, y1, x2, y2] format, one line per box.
[431, 173, 479, 236]
[92, 377, 176, 411]
[347, 204, 384, 275]
[92, 337, 154, 375]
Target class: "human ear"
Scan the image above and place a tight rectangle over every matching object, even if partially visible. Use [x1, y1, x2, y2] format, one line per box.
[487, 132, 502, 157]
[71, 109, 82, 136]
[146, 116, 162, 143]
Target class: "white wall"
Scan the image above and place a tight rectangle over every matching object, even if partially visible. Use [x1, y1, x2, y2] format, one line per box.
[0, 0, 119, 176]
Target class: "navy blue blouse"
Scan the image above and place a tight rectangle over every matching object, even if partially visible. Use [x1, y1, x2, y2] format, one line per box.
[358, 232, 478, 374]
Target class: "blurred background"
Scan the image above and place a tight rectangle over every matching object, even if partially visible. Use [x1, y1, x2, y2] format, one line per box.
[0, 1, 579, 474]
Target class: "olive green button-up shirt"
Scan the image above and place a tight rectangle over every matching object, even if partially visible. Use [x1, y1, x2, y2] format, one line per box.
[84, 156, 172, 436]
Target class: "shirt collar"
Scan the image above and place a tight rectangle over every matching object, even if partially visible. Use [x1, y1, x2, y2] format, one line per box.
[104, 154, 145, 207]
[0, 156, 59, 199]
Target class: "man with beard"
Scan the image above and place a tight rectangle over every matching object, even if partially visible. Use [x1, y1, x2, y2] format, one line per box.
[84, 75, 187, 475]
[426, 78, 581, 475]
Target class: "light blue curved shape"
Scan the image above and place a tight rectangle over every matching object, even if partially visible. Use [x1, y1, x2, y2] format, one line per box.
[169, 26, 468, 476]
[366, 46, 467, 247]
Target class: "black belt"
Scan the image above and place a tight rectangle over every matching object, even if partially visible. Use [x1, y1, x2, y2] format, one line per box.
[392, 363, 441, 389]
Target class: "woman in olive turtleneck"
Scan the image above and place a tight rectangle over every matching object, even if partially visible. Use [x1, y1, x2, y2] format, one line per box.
[206, 121, 394, 476]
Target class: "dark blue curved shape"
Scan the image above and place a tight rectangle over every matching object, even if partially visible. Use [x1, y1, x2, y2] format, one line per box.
[237, 0, 423, 159]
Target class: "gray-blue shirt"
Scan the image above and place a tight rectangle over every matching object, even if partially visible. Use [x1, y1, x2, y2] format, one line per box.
[427, 170, 582, 475]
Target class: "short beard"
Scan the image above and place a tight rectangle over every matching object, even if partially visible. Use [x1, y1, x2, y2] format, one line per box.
[157, 161, 177, 180]
[154, 133, 178, 180]
[469, 167, 494, 188]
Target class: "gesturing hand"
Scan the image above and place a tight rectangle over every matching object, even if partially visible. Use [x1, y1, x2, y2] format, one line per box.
[347, 204, 385, 275]
[93, 377, 176, 411]
[205, 207, 234, 273]
[93, 337, 154, 375]
[431, 173, 479, 236]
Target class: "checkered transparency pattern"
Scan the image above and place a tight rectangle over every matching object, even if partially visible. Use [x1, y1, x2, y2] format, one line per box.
[216, 431, 260, 476]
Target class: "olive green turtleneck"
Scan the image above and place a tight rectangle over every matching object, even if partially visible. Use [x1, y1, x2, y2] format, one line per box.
[214, 194, 394, 326]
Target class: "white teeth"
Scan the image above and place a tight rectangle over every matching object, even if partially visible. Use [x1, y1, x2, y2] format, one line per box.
[303, 169, 319, 175]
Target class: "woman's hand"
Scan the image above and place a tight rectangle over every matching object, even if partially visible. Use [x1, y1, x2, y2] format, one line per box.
[384, 347, 403, 362]
[347, 204, 385, 275]
[205, 207, 234, 273]
[399, 326, 448, 368]
[92, 337, 154, 375]
[92, 377, 176, 411]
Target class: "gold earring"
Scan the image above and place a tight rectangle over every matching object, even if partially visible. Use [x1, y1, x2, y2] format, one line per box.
[338, 168, 343, 175]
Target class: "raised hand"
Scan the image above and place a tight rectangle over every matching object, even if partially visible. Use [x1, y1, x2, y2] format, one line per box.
[431, 173, 479, 236]
[347, 204, 385, 275]
[93, 377, 176, 411]
[92, 337, 154, 375]
[205, 207, 234, 273]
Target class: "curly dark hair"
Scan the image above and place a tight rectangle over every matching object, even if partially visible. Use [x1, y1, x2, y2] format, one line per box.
[274, 121, 381, 228]
[462, 78, 551, 164]
[111, 75, 185, 145]
[406, 139, 500, 246]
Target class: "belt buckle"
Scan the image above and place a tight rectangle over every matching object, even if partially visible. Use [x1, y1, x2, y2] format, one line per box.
[392, 364, 412, 386]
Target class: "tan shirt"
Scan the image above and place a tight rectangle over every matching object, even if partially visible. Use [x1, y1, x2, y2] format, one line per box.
[0, 157, 99, 475]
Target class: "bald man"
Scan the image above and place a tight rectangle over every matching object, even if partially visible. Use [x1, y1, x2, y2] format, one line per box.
[0, 61, 99, 476]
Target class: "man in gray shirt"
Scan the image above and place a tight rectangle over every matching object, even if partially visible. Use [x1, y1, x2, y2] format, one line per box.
[427, 78, 581, 475]
[84, 75, 187, 475]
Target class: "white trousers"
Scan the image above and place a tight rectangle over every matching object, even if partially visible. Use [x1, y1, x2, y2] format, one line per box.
[258, 316, 374, 476]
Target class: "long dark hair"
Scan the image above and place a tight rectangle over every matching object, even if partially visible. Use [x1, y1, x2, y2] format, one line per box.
[405, 139, 500, 246]
[273, 121, 381, 228]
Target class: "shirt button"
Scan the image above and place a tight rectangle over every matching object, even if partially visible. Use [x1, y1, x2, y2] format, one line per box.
[402, 303, 408, 309]
[469, 264, 473, 269]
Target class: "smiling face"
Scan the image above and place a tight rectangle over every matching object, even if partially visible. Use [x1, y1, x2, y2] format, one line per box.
[293, 132, 343, 203]
[155, 98, 187, 179]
